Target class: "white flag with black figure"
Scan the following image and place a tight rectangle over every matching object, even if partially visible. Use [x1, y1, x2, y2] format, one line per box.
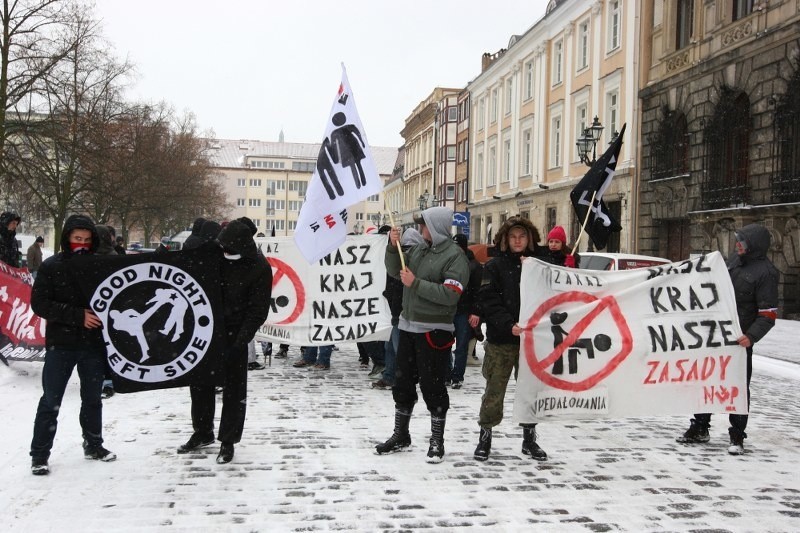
[294, 65, 382, 263]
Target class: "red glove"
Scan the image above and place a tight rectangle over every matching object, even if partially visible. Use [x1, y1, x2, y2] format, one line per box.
[564, 254, 576, 268]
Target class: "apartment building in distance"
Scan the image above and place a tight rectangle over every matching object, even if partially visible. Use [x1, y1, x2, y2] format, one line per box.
[207, 137, 398, 235]
[466, 0, 641, 251]
[638, 0, 800, 314]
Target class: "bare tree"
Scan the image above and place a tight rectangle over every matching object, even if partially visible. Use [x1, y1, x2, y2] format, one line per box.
[3, 2, 132, 239]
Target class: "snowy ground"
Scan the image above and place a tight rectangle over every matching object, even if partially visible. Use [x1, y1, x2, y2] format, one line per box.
[1, 321, 799, 532]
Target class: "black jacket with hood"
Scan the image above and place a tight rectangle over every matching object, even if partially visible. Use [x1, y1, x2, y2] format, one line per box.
[31, 214, 103, 349]
[0, 211, 22, 267]
[217, 220, 272, 348]
[477, 216, 546, 345]
[727, 223, 779, 345]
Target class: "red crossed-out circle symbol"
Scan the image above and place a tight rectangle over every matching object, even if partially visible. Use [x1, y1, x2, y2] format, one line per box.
[522, 291, 633, 392]
[267, 257, 305, 325]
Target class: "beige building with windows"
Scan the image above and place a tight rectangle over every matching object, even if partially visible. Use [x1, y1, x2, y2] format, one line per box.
[207, 138, 397, 235]
[466, 0, 641, 251]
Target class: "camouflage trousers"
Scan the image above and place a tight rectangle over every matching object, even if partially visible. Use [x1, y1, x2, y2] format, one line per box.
[478, 342, 520, 428]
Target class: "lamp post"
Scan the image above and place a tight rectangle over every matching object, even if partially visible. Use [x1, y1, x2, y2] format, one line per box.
[575, 116, 605, 167]
[418, 190, 429, 211]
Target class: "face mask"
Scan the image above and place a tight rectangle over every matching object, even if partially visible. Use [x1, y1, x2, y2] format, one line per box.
[223, 252, 242, 261]
[69, 242, 91, 254]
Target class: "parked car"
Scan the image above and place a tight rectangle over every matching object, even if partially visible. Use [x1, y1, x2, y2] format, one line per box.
[579, 252, 670, 271]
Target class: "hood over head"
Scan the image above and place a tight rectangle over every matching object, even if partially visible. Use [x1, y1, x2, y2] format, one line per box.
[414, 206, 454, 247]
[190, 217, 207, 236]
[736, 223, 771, 260]
[493, 216, 541, 254]
[60, 214, 99, 255]
[94, 225, 117, 255]
[0, 211, 21, 233]
[217, 220, 259, 261]
[401, 227, 426, 247]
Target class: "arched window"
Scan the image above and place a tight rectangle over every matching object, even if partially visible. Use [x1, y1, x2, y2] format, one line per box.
[773, 69, 800, 202]
[702, 89, 750, 209]
[650, 108, 689, 180]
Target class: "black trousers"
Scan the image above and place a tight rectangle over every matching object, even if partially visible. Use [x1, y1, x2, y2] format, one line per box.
[695, 346, 753, 434]
[392, 329, 453, 416]
[189, 344, 248, 444]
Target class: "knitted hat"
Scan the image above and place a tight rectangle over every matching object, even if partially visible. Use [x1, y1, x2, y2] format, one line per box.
[547, 226, 567, 243]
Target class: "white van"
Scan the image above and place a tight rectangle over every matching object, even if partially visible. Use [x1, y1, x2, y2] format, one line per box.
[579, 252, 670, 271]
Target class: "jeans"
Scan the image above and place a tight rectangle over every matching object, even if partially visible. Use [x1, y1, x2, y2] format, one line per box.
[31, 346, 106, 459]
[450, 313, 472, 383]
[381, 325, 400, 385]
[302, 345, 334, 366]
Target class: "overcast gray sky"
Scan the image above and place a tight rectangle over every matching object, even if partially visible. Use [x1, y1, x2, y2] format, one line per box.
[93, 0, 548, 148]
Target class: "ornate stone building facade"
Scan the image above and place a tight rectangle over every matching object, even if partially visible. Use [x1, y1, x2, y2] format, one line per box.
[638, 0, 800, 314]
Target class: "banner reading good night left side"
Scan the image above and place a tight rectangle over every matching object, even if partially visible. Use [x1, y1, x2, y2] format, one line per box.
[74, 243, 226, 393]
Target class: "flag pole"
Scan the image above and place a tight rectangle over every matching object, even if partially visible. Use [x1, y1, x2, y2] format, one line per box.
[570, 190, 597, 256]
[386, 209, 407, 271]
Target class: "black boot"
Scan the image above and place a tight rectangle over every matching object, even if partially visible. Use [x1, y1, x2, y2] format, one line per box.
[521, 424, 547, 461]
[473, 427, 492, 461]
[375, 407, 412, 454]
[426, 415, 446, 463]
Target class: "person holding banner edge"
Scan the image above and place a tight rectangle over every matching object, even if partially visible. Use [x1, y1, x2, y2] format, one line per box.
[676, 223, 778, 455]
[473, 216, 549, 462]
[376, 206, 469, 463]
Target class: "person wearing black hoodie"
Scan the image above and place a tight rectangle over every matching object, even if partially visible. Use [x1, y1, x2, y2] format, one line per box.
[177, 219, 272, 464]
[0, 211, 22, 267]
[676, 223, 779, 455]
[181, 217, 208, 250]
[29, 214, 115, 475]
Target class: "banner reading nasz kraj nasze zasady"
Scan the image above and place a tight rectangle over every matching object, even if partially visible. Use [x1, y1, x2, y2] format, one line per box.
[513, 252, 748, 423]
[255, 234, 391, 346]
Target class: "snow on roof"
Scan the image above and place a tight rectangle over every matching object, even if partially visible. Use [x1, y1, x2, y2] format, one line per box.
[205, 138, 399, 176]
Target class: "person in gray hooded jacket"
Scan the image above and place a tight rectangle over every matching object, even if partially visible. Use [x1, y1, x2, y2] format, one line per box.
[376, 206, 469, 463]
[676, 223, 778, 455]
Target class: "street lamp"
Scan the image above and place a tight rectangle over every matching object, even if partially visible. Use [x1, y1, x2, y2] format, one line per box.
[418, 189, 430, 210]
[576, 116, 605, 167]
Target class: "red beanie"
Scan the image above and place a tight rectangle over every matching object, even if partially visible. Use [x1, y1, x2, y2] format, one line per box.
[547, 225, 567, 243]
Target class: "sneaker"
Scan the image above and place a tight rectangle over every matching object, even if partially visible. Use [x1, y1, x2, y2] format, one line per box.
[451, 380, 463, 390]
[217, 442, 234, 464]
[214, 386, 223, 394]
[359, 361, 370, 370]
[101, 386, 115, 399]
[31, 457, 49, 476]
[247, 361, 265, 371]
[293, 360, 314, 368]
[426, 439, 445, 463]
[83, 443, 117, 462]
[177, 433, 215, 454]
[728, 428, 745, 455]
[368, 365, 385, 378]
[371, 379, 393, 390]
[375, 434, 412, 454]
[274, 348, 288, 359]
[676, 419, 710, 444]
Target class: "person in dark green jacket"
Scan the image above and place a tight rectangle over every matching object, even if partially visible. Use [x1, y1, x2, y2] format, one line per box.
[376, 206, 469, 464]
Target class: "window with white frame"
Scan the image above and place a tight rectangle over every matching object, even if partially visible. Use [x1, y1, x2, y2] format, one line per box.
[606, 90, 619, 141]
[288, 180, 306, 194]
[367, 194, 379, 202]
[355, 212, 364, 221]
[248, 198, 261, 207]
[266, 199, 285, 211]
[505, 79, 513, 115]
[524, 61, 534, 100]
[447, 106, 458, 122]
[553, 40, 563, 85]
[236, 198, 245, 207]
[249, 178, 262, 187]
[446, 145, 456, 161]
[488, 139, 497, 187]
[575, 102, 588, 149]
[288, 220, 297, 231]
[474, 145, 484, 190]
[236, 178, 246, 187]
[252, 218, 261, 228]
[608, 0, 621, 52]
[288, 200, 302, 211]
[551, 115, 562, 168]
[522, 129, 532, 176]
[478, 98, 486, 130]
[502, 134, 511, 182]
[578, 20, 590, 70]
[491, 89, 498, 123]
[445, 184, 456, 200]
